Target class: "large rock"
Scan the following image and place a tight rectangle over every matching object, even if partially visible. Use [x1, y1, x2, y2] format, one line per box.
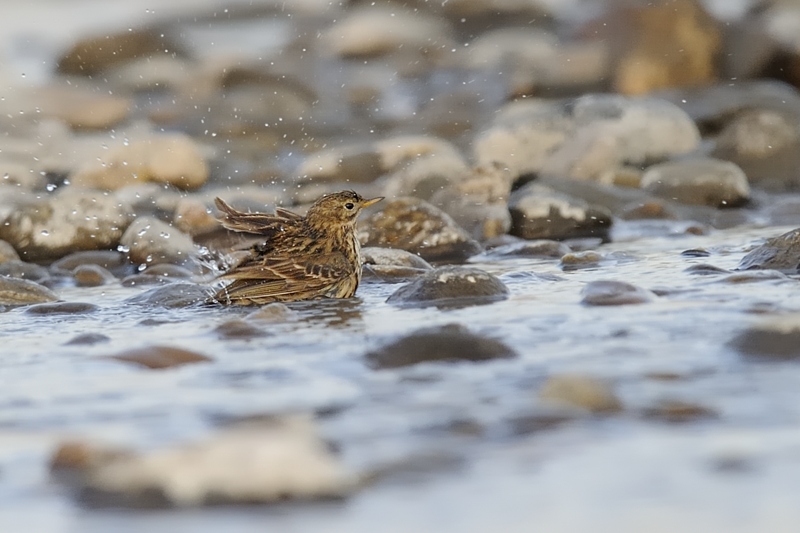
[57, 29, 185, 75]
[474, 95, 700, 180]
[737, 228, 800, 273]
[730, 314, 800, 361]
[712, 109, 800, 192]
[71, 134, 209, 191]
[0, 277, 58, 306]
[0, 188, 134, 261]
[640, 158, 751, 208]
[508, 183, 613, 241]
[120, 217, 197, 266]
[321, 6, 453, 62]
[359, 197, 481, 263]
[466, 28, 609, 97]
[366, 323, 517, 369]
[386, 266, 509, 308]
[605, 0, 722, 95]
[77, 416, 356, 507]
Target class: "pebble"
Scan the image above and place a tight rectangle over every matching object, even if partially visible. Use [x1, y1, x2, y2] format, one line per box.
[365, 323, 517, 369]
[718, 270, 788, 284]
[50, 441, 132, 471]
[25, 302, 99, 315]
[72, 264, 116, 287]
[50, 251, 131, 277]
[475, 240, 571, 260]
[57, 28, 185, 75]
[538, 374, 623, 413]
[125, 283, 209, 308]
[712, 109, 800, 192]
[120, 217, 197, 266]
[730, 314, 800, 361]
[0, 277, 58, 306]
[0, 240, 20, 263]
[606, 0, 721, 95]
[508, 183, 613, 242]
[27, 85, 130, 131]
[213, 319, 268, 340]
[428, 163, 515, 241]
[71, 134, 209, 191]
[0, 260, 50, 282]
[386, 266, 509, 308]
[641, 399, 717, 423]
[64, 333, 111, 346]
[321, 6, 453, 62]
[0, 188, 134, 262]
[580, 280, 657, 306]
[78, 416, 356, 507]
[359, 197, 482, 263]
[105, 346, 212, 369]
[245, 303, 296, 323]
[737, 228, 800, 273]
[361, 247, 432, 283]
[640, 158, 751, 208]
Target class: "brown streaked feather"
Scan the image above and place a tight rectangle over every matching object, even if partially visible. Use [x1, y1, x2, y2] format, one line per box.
[215, 252, 355, 304]
[214, 197, 302, 235]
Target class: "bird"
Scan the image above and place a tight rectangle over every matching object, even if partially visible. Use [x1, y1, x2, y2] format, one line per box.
[211, 191, 383, 305]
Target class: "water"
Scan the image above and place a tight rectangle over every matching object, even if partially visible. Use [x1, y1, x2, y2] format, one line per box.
[2, 224, 800, 531]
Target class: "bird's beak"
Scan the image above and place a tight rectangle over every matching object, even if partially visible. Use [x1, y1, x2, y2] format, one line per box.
[362, 197, 384, 208]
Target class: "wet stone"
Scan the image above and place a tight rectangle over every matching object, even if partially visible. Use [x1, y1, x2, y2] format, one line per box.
[361, 247, 433, 284]
[213, 319, 267, 340]
[0, 260, 50, 282]
[51, 251, 131, 278]
[140, 263, 195, 279]
[64, 333, 111, 346]
[0, 188, 134, 262]
[681, 248, 711, 258]
[245, 303, 296, 323]
[105, 346, 212, 369]
[641, 399, 717, 423]
[718, 270, 788, 284]
[25, 302, 99, 315]
[712, 109, 800, 192]
[366, 324, 517, 369]
[0, 277, 58, 306]
[509, 183, 613, 242]
[730, 314, 800, 361]
[640, 158, 751, 208]
[0, 240, 20, 263]
[72, 264, 116, 287]
[120, 217, 198, 267]
[538, 374, 623, 414]
[581, 280, 657, 306]
[78, 416, 355, 507]
[386, 266, 509, 308]
[125, 283, 209, 308]
[475, 240, 571, 260]
[737, 228, 800, 273]
[684, 264, 730, 276]
[559, 250, 604, 271]
[359, 197, 482, 264]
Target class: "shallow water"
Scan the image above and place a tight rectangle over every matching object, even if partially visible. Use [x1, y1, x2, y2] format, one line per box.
[3, 223, 800, 531]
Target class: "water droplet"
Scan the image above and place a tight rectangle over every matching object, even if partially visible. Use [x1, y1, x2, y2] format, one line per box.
[40, 230, 49, 236]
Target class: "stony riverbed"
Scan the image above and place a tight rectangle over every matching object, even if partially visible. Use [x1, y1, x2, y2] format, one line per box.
[3, 0, 800, 531]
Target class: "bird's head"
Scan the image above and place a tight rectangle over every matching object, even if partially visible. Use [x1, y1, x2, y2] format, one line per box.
[306, 190, 383, 228]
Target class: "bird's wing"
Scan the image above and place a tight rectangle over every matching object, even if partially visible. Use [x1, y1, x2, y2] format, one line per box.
[214, 252, 355, 303]
[214, 197, 302, 235]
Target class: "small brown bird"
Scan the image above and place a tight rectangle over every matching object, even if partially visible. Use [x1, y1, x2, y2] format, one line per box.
[212, 191, 383, 305]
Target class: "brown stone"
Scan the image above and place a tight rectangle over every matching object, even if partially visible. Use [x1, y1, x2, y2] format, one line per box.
[106, 346, 212, 369]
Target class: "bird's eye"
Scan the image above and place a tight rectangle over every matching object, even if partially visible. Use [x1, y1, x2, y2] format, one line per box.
[345, 202, 355, 210]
